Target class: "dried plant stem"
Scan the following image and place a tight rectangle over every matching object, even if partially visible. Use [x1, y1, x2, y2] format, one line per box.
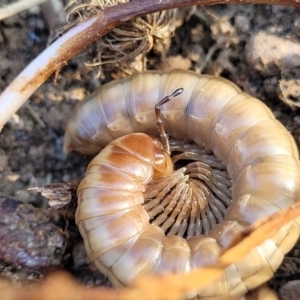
[0, 0, 300, 131]
[0, 0, 49, 20]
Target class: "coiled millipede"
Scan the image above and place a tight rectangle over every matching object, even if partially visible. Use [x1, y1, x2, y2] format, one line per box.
[64, 69, 300, 299]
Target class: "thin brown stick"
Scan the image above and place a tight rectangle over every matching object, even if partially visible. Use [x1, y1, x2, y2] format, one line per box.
[0, 0, 299, 131]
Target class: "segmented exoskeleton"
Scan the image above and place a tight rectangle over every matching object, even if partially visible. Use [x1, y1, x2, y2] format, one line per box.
[64, 70, 300, 299]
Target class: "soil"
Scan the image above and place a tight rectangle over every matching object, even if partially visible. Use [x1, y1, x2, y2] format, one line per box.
[1, 2, 300, 299]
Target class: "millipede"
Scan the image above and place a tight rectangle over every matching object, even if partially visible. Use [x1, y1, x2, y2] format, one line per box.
[63, 69, 300, 299]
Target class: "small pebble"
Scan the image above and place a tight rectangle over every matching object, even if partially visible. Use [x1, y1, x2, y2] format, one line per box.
[246, 32, 300, 74]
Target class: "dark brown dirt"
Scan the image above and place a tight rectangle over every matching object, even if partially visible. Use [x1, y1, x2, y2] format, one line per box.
[1, 3, 300, 299]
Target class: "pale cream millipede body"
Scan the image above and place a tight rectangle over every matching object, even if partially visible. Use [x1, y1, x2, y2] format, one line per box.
[64, 69, 300, 299]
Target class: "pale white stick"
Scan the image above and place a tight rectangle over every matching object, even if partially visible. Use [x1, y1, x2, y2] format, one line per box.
[0, 0, 49, 20]
[0, 0, 140, 131]
[0, 0, 134, 131]
[0, 15, 99, 131]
